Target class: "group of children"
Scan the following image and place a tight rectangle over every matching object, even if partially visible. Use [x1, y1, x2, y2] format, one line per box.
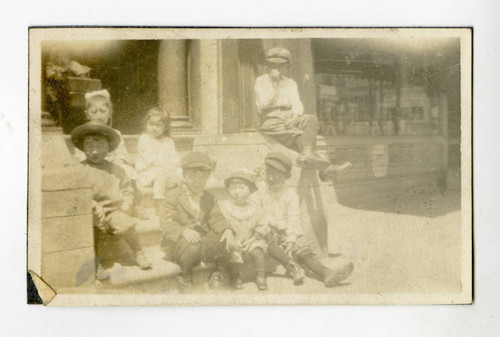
[70, 73, 353, 290]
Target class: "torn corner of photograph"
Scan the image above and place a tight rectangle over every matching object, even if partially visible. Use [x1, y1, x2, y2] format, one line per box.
[28, 27, 472, 306]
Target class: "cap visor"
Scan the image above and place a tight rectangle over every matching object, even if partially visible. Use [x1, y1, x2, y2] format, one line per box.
[265, 159, 288, 173]
[183, 163, 213, 170]
[266, 57, 288, 64]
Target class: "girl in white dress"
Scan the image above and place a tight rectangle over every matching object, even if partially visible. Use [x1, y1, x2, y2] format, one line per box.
[135, 107, 181, 214]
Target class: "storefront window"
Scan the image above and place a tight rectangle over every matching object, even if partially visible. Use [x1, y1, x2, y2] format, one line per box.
[315, 74, 441, 137]
[312, 38, 459, 137]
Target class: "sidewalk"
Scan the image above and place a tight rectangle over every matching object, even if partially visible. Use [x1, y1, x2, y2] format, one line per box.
[228, 189, 463, 295]
[101, 189, 463, 296]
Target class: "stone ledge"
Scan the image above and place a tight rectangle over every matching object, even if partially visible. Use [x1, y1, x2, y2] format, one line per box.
[104, 245, 214, 288]
[42, 214, 94, 253]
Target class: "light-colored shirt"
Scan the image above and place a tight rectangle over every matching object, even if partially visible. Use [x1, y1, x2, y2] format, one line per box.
[254, 74, 304, 116]
[135, 134, 180, 176]
[81, 159, 134, 215]
[259, 184, 303, 244]
[183, 183, 202, 221]
[218, 194, 267, 241]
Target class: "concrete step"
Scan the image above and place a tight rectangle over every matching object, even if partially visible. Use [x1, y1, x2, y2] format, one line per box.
[100, 244, 215, 288]
[136, 208, 161, 247]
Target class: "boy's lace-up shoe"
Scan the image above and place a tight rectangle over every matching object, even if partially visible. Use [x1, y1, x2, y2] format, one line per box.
[96, 263, 110, 280]
[208, 270, 225, 289]
[296, 147, 330, 170]
[135, 251, 153, 270]
[286, 260, 305, 285]
[318, 162, 353, 181]
[176, 274, 194, 293]
[324, 262, 354, 287]
[233, 277, 244, 290]
[256, 274, 268, 291]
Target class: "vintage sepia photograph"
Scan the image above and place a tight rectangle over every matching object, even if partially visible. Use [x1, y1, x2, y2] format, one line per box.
[28, 28, 472, 306]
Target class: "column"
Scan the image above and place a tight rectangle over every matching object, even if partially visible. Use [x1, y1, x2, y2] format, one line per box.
[198, 39, 221, 136]
[158, 40, 192, 128]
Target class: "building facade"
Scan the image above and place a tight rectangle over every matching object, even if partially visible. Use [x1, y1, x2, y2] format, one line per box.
[42, 37, 461, 208]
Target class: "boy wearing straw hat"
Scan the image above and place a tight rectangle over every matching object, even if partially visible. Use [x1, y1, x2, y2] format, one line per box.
[71, 122, 153, 275]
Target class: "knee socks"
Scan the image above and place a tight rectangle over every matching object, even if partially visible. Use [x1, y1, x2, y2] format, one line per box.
[267, 241, 291, 266]
[302, 256, 329, 279]
[249, 247, 266, 275]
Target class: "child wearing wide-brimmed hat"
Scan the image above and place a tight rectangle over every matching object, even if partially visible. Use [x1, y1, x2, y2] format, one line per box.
[73, 89, 149, 220]
[71, 122, 152, 276]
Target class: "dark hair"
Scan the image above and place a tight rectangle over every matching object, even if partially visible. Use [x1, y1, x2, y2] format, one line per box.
[142, 107, 170, 137]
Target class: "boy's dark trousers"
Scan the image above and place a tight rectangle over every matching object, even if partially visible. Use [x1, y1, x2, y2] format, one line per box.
[174, 230, 231, 278]
[94, 227, 143, 268]
[262, 114, 319, 152]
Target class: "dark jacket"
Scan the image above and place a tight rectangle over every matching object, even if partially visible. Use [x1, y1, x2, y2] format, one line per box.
[158, 184, 233, 243]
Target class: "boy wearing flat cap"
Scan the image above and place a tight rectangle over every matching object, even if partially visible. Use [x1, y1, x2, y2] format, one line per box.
[219, 170, 304, 290]
[158, 151, 238, 289]
[71, 122, 152, 274]
[261, 151, 354, 287]
[255, 47, 330, 170]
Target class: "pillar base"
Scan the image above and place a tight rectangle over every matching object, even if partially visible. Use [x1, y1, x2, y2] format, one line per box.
[170, 115, 193, 129]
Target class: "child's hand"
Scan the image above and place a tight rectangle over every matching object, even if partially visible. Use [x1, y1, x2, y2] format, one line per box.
[94, 204, 106, 223]
[254, 225, 269, 239]
[220, 229, 237, 252]
[284, 113, 299, 128]
[284, 242, 295, 257]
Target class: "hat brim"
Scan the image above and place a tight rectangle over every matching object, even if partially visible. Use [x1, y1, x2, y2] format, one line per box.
[266, 57, 289, 64]
[71, 124, 120, 152]
[224, 177, 257, 193]
[182, 162, 214, 170]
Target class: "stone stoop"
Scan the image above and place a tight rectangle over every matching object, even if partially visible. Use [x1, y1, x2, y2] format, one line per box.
[101, 245, 215, 288]
[41, 131, 339, 290]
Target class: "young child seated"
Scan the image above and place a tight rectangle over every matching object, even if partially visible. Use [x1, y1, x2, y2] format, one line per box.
[218, 170, 305, 290]
[71, 122, 153, 277]
[74, 89, 148, 220]
[157, 151, 238, 291]
[260, 151, 354, 287]
[135, 107, 181, 214]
